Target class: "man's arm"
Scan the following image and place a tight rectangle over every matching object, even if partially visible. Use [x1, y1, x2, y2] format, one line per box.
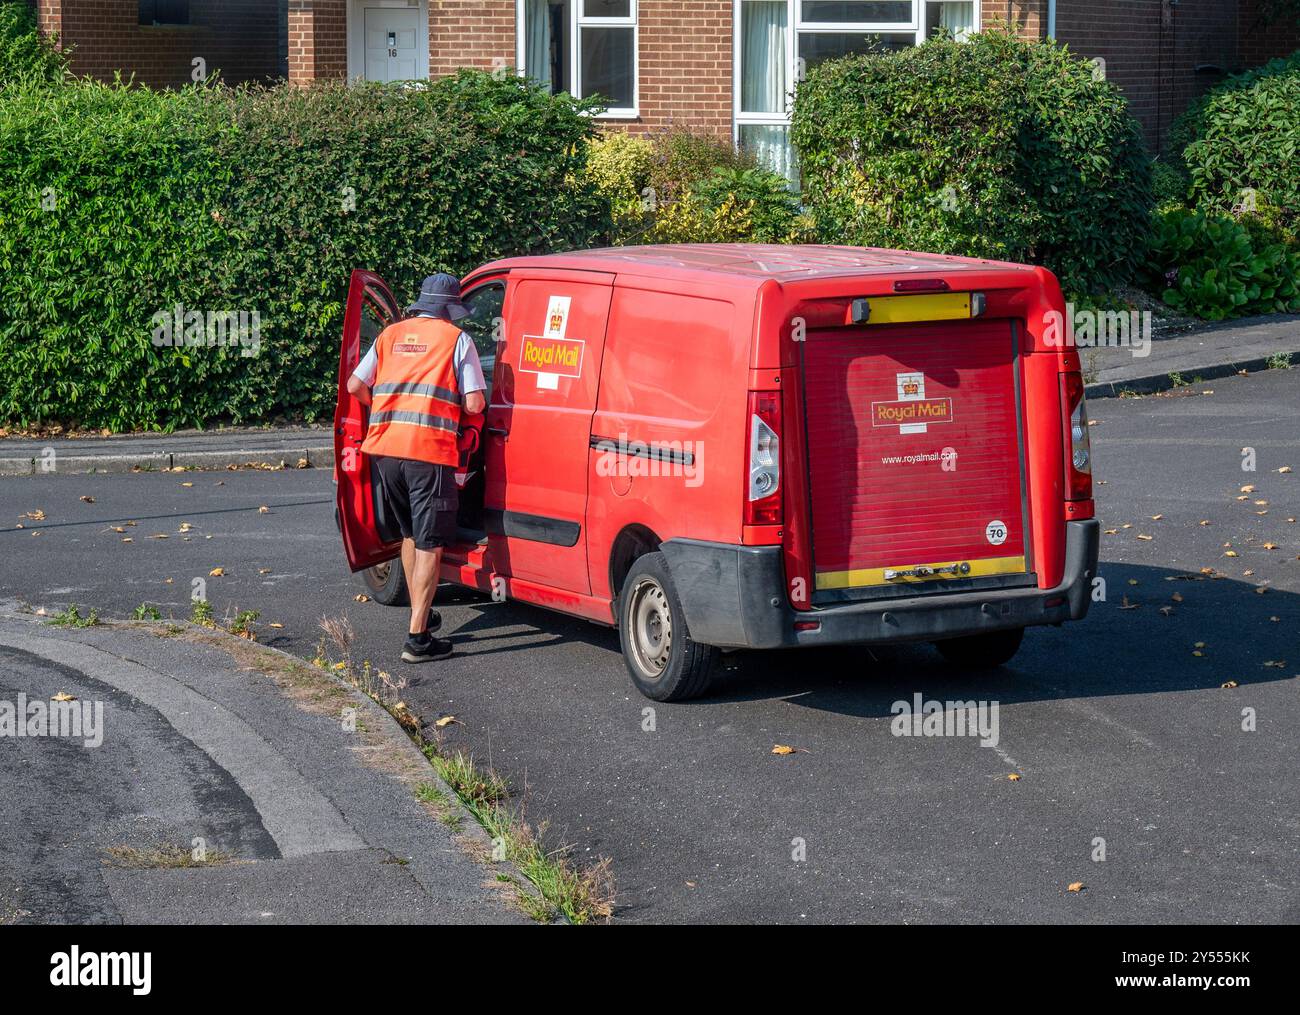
[346, 373, 372, 407]
[456, 334, 487, 415]
[348, 344, 378, 407]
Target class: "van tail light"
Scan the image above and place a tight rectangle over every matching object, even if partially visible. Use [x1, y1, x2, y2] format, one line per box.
[746, 390, 782, 526]
[1061, 371, 1093, 501]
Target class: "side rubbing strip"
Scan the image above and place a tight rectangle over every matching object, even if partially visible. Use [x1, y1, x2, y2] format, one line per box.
[484, 509, 581, 548]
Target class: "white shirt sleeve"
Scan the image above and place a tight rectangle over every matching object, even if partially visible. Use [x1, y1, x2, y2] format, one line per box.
[454, 333, 487, 396]
[352, 344, 378, 387]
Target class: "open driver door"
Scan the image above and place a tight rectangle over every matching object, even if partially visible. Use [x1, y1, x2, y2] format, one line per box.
[334, 269, 403, 572]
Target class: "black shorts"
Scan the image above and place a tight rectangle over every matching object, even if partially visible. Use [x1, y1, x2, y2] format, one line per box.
[371, 456, 459, 550]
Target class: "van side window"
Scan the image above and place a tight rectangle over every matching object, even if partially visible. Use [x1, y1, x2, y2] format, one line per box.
[461, 281, 505, 359]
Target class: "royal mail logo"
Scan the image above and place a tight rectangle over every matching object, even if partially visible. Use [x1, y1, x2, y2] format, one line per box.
[520, 335, 584, 379]
[872, 397, 954, 428]
[393, 342, 427, 354]
[901, 379, 921, 396]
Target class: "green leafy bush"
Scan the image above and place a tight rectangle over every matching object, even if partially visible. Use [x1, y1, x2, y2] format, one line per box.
[586, 129, 798, 245]
[585, 131, 655, 232]
[0, 72, 609, 430]
[646, 128, 757, 205]
[0, 1, 66, 87]
[1143, 207, 1300, 320]
[690, 167, 805, 243]
[791, 29, 1153, 293]
[1181, 55, 1300, 228]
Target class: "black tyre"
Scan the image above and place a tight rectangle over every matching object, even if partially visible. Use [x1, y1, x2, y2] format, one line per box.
[934, 627, 1024, 669]
[362, 557, 409, 606]
[618, 552, 719, 702]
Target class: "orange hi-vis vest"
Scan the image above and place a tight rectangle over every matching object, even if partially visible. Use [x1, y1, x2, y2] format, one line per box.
[361, 316, 462, 466]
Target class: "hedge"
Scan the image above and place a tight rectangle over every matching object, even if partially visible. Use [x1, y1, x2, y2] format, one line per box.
[790, 29, 1153, 294]
[0, 71, 609, 429]
[1179, 52, 1300, 227]
[0, 1, 66, 87]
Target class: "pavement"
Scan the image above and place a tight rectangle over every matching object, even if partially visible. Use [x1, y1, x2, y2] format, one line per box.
[0, 608, 531, 925]
[2, 367, 1297, 924]
[0, 426, 332, 477]
[1082, 312, 1300, 398]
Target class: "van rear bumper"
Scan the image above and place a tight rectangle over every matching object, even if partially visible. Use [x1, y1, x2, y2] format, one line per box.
[660, 519, 1100, 650]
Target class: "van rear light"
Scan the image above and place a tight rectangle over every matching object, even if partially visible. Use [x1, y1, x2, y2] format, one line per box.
[1061, 371, 1093, 501]
[746, 390, 782, 526]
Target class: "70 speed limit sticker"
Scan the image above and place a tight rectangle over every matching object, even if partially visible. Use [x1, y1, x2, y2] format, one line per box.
[985, 519, 1008, 546]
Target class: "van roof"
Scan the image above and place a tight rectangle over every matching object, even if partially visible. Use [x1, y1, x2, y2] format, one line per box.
[470, 244, 1035, 287]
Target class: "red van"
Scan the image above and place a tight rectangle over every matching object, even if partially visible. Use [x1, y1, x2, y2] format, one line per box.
[334, 245, 1099, 701]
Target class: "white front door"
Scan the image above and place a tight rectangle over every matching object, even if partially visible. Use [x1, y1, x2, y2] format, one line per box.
[363, 7, 420, 81]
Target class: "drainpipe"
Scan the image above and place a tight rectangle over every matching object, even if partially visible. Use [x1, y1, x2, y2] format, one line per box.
[1047, 0, 1057, 40]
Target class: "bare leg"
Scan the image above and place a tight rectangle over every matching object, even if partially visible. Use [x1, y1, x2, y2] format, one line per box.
[407, 546, 442, 636]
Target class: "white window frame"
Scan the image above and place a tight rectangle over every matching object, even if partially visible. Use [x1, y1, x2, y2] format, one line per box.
[346, 0, 431, 82]
[516, 0, 639, 118]
[733, 1, 979, 163]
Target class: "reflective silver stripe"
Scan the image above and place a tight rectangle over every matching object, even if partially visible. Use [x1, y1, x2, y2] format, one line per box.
[369, 410, 458, 433]
[372, 381, 458, 406]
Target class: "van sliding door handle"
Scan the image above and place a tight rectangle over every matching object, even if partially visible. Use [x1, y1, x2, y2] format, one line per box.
[485, 426, 509, 437]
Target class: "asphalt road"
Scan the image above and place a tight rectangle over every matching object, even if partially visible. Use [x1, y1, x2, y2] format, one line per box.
[2, 368, 1297, 923]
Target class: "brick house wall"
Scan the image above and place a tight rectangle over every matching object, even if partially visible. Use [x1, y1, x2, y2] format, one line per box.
[40, 0, 280, 89]
[1054, 0, 1300, 151]
[34, 1, 1300, 150]
[288, 0, 347, 82]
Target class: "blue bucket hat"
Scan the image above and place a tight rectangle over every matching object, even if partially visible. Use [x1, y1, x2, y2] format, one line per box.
[407, 273, 469, 321]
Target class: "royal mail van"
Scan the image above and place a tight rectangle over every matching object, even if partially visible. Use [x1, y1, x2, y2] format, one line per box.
[334, 245, 1099, 701]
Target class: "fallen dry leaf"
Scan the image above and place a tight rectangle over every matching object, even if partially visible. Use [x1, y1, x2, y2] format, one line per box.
[354, 594, 370, 603]
[1224, 550, 1239, 558]
[258, 568, 272, 575]
[1137, 534, 1153, 541]
[1221, 680, 1238, 689]
[1067, 882, 1085, 893]
[296, 457, 309, 469]
[434, 716, 462, 728]
[1119, 595, 1140, 610]
[150, 533, 168, 540]
[771, 744, 797, 755]
[121, 537, 133, 543]
[1171, 592, 1184, 603]
[1263, 543, 1278, 550]
[1277, 466, 1292, 474]
[1150, 514, 1163, 521]
[1103, 528, 1118, 535]
[24, 510, 45, 521]
[79, 495, 94, 503]
[1007, 773, 1021, 781]
[1128, 579, 1139, 586]
[268, 622, 284, 629]
[1240, 485, 1256, 493]
[1263, 660, 1286, 669]
[258, 506, 270, 514]
[51, 692, 76, 702]
[209, 567, 224, 577]
[181, 482, 193, 488]
[1158, 606, 1174, 617]
[1199, 519, 1210, 526]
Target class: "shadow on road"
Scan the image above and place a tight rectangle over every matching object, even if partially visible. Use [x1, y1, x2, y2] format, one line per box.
[437, 563, 1296, 715]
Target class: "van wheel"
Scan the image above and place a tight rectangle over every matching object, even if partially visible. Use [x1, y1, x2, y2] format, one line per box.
[934, 628, 1024, 669]
[619, 552, 719, 702]
[362, 558, 409, 606]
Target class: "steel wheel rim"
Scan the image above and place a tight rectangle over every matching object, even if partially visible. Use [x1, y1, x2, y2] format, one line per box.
[628, 577, 672, 680]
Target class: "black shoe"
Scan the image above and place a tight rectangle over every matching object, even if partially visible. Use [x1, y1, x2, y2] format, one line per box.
[401, 633, 453, 664]
[427, 609, 442, 634]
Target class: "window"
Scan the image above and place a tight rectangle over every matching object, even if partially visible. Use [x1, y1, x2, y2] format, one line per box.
[735, 1, 977, 182]
[520, 0, 637, 115]
[461, 281, 507, 399]
[138, 1, 190, 26]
